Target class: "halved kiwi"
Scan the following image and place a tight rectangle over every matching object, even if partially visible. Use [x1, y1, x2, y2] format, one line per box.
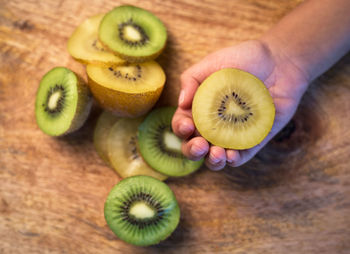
[104, 175, 180, 246]
[107, 117, 168, 181]
[67, 14, 124, 66]
[99, 5, 167, 62]
[93, 111, 120, 164]
[192, 68, 275, 149]
[35, 67, 92, 136]
[138, 107, 204, 177]
[86, 61, 165, 117]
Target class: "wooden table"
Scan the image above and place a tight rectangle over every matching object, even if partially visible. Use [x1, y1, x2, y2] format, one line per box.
[1, 0, 349, 253]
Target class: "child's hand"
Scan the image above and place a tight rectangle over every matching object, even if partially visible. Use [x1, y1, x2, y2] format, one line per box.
[171, 40, 309, 170]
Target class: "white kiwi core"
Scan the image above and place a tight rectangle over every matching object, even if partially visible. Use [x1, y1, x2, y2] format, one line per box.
[124, 25, 142, 41]
[129, 201, 155, 219]
[164, 131, 182, 152]
[226, 100, 246, 115]
[48, 91, 62, 110]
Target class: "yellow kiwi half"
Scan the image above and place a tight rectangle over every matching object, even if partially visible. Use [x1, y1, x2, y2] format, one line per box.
[192, 68, 275, 150]
[107, 117, 168, 181]
[67, 14, 124, 66]
[93, 111, 120, 164]
[86, 61, 165, 117]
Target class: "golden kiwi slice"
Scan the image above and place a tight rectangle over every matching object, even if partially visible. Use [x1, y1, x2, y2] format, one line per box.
[67, 14, 124, 66]
[93, 111, 120, 164]
[107, 117, 167, 181]
[192, 68, 275, 150]
[86, 61, 165, 117]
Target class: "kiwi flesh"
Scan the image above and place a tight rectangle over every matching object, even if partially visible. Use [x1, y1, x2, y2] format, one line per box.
[107, 117, 168, 181]
[104, 175, 180, 246]
[93, 111, 120, 164]
[138, 107, 204, 177]
[35, 67, 92, 136]
[67, 14, 124, 66]
[99, 5, 167, 62]
[86, 61, 165, 117]
[192, 68, 275, 149]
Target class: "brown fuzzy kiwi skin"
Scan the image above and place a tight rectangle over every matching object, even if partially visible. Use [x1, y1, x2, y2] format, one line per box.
[66, 74, 93, 134]
[87, 76, 164, 118]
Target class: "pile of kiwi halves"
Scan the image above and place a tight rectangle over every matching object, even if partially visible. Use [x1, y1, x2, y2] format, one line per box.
[35, 5, 275, 247]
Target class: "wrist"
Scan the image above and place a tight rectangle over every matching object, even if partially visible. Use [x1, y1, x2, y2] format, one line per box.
[259, 35, 311, 95]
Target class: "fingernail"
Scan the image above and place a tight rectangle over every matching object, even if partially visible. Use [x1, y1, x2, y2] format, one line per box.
[179, 123, 193, 136]
[209, 153, 221, 164]
[178, 90, 185, 106]
[227, 159, 233, 164]
[190, 144, 206, 157]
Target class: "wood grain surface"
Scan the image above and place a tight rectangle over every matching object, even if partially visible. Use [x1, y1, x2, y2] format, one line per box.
[1, 0, 349, 253]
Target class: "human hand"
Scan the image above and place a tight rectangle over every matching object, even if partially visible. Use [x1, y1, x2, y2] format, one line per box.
[171, 40, 310, 170]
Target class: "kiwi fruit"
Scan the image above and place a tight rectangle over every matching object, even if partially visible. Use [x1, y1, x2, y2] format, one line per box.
[107, 117, 168, 181]
[93, 111, 120, 164]
[86, 61, 165, 117]
[99, 5, 167, 62]
[35, 67, 92, 136]
[138, 107, 204, 177]
[67, 14, 124, 66]
[192, 68, 275, 149]
[104, 175, 180, 246]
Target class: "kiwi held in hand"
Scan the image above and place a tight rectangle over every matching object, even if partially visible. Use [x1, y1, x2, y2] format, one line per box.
[35, 67, 92, 136]
[99, 5, 167, 63]
[86, 61, 165, 117]
[107, 117, 168, 181]
[67, 14, 124, 66]
[104, 175, 180, 246]
[138, 107, 204, 177]
[192, 68, 275, 149]
[93, 111, 120, 164]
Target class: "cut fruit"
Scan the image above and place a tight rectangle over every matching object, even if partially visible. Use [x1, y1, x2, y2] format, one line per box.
[93, 111, 120, 164]
[138, 107, 204, 177]
[86, 61, 165, 117]
[107, 117, 168, 181]
[104, 175, 180, 246]
[192, 68, 275, 149]
[67, 14, 124, 66]
[99, 5, 167, 62]
[35, 67, 92, 136]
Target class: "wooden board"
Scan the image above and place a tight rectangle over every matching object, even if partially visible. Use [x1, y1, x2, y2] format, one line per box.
[0, 0, 349, 253]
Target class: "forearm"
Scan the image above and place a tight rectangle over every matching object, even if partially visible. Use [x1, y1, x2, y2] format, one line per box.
[261, 0, 350, 83]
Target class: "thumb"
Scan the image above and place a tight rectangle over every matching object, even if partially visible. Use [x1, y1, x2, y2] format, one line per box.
[179, 52, 229, 109]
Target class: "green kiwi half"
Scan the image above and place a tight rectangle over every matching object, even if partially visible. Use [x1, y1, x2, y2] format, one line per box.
[138, 107, 204, 177]
[99, 5, 167, 62]
[35, 67, 92, 136]
[104, 175, 180, 246]
[192, 68, 275, 149]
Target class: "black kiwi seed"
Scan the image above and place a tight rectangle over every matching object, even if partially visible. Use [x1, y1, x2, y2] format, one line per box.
[129, 136, 139, 160]
[216, 91, 253, 123]
[91, 39, 105, 52]
[108, 65, 142, 81]
[119, 191, 164, 229]
[118, 18, 149, 47]
[43, 84, 66, 114]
